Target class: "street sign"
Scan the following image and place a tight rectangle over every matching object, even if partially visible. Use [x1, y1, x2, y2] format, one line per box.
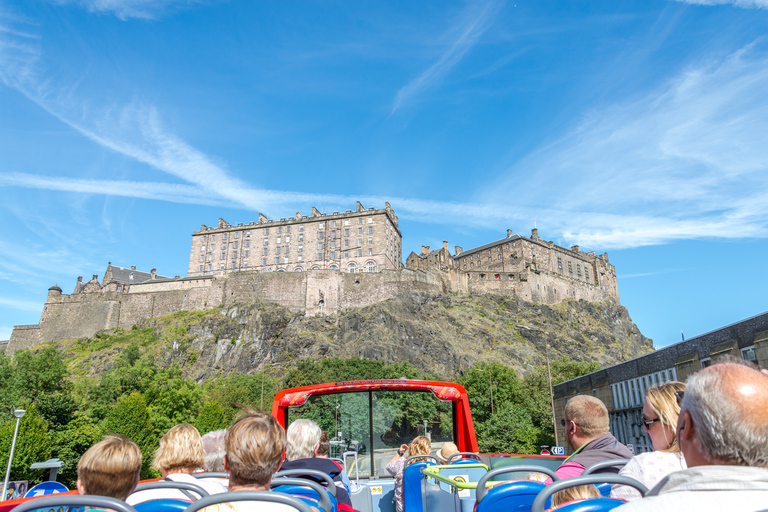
[540, 449, 550, 455]
[24, 481, 68, 498]
[551, 446, 565, 455]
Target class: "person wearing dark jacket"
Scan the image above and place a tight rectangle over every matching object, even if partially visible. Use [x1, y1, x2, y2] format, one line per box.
[550, 395, 633, 481]
[282, 419, 355, 512]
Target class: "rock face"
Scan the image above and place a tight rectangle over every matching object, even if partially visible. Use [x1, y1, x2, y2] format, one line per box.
[118, 292, 653, 381]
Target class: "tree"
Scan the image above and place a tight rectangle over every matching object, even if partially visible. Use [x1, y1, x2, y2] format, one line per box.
[0, 407, 52, 484]
[477, 403, 540, 455]
[51, 415, 104, 489]
[194, 401, 230, 435]
[36, 392, 79, 427]
[12, 348, 70, 402]
[102, 392, 156, 478]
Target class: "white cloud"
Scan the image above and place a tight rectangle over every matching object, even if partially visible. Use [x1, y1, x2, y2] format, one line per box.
[484, 42, 768, 249]
[50, 0, 204, 20]
[669, 0, 768, 9]
[392, 0, 504, 113]
[0, 297, 43, 314]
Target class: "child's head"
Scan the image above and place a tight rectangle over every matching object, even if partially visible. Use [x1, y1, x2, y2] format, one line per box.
[551, 484, 601, 507]
[76, 435, 142, 500]
[225, 411, 286, 487]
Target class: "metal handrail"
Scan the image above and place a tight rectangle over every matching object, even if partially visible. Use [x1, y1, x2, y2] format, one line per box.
[476, 466, 559, 503]
[531, 474, 649, 512]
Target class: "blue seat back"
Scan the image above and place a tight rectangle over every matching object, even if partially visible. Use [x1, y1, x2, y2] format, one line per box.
[594, 483, 611, 497]
[134, 499, 190, 512]
[550, 498, 626, 512]
[273, 485, 338, 512]
[403, 462, 430, 512]
[475, 480, 550, 512]
[436, 465, 487, 500]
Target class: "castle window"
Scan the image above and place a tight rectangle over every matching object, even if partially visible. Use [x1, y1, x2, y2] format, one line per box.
[331, 241, 336, 249]
[286, 236, 290, 242]
[577, 264, 582, 278]
[568, 262, 573, 276]
[276, 257, 280, 265]
[498, 254, 501, 260]
[245, 250, 249, 257]
[318, 232, 324, 240]
[299, 234, 304, 242]
[331, 251, 336, 259]
[463, 265, 467, 269]
[345, 229, 349, 237]
[345, 219, 350, 226]
[235, 232, 239, 239]
[332, 220, 336, 227]
[284, 256, 289, 264]
[358, 227, 363, 235]
[368, 237, 373, 245]
[231, 262, 236, 269]
[285, 246, 290, 254]
[319, 223, 325, 230]
[344, 250, 349, 258]
[488, 250, 491, 255]
[198, 266, 202, 273]
[277, 237, 281, 244]
[278, 227, 282, 234]
[223, 233, 228, 240]
[366, 262, 376, 272]
[471, 263, 474, 268]
[318, 243, 323, 250]
[263, 248, 268, 256]
[368, 217, 373, 223]
[312, 265, 320, 270]
[357, 238, 362, 246]
[203, 235, 207, 242]
[585, 269, 589, 281]
[512, 241, 515, 247]
[221, 253, 225, 260]
[245, 240, 250, 248]
[368, 226, 373, 234]
[234, 241, 238, 249]
[262, 258, 267, 266]
[232, 252, 237, 259]
[299, 224, 304, 231]
[201, 245, 206, 252]
[221, 263, 225, 270]
[506, 244, 509, 249]
[276, 247, 281, 254]
[286, 226, 291, 233]
[331, 230, 336, 238]
[263, 230, 268, 236]
[244, 261, 248, 267]
[299, 244, 303, 252]
[200, 254, 204, 262]
[330, 264, 338, 270]
[209, 254, 213, 261]
[264, 239, 269, 246]
[348, 263, 357, 272]
[358, 218, 363, 224]
[207, 264, 212, 271]
[246, 231, 250, 237]
[344, 239, 349, 247]
[222, 243, 226, 250]
[298, 255, 303, 262]
[489, 256, 492, 262]
[557, 257, 563, 273]
[357, 249, 363, 257]
[318, 253, 323, 259]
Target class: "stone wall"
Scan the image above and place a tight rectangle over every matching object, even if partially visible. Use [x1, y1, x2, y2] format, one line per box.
[7, 268, 445, 352]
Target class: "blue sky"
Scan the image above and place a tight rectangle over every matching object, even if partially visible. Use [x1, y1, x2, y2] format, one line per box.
[1, 0, 768, 350]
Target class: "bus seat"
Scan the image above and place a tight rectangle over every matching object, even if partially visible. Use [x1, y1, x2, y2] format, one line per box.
[271, 478, 335, 512]
[474, 480, 546, 512]
[403, 462, 430, 512]
[548, 498, 627, 512]
[134, 499, 190, 512]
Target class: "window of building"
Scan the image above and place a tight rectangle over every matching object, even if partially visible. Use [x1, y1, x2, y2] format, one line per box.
[585, 269, 590, 282]
[331, 241, 336, 249]
[221, 243, 226, 250]
[368, 217, 373, 223]
[366, 261, 376, 272]
[331, 230, 336, 238]
[488, 256, 492, 262]
[319, 223, 324, 230]
[276, 247, 281, 254]
[263, 258, 267, 266]
[207, 264, 212, 271]
[368, 248, 372, 255]
[245, 240, 250, 248]
[741, 346, 757, 362]
[348, 263, 357, 272]
[318, 242, 323, 250]
[357, 249, 362, 257]
[263, 229, 268, 236]
[278, 227, 282, 234]
[201, 245, 206, 252]
[318, 232, 324, 240]
[232, 252, 237, 259]
[368, 226, 373, 234]
[244, 261, 248, 267]
[245, 250, 249, 257]
[221, 252, 225, 260]
[568, 262, 573, 276]
[330, 264, 338, 270]
[277, 236, 281, 244]
[332, 220, 337, 227]
[220, 263, 225, 270]
[298, 255, 302, 262]
[344, 250, 349, 258]
[231, 262, 236, 269]
[358, 227, 363, 235]
[223, 233, 228, 240]
[299, 224, 304, 231]
[471, 262, 474, 268]
[209, 254, 213, 261]
[198, 265, 203, 272]
[264, 239, 269, 246]
[284, 256, 289, 264]
[331, 251, 336, 259]
[577, 264, 582, 278]
[203, 235, 207, 242]
[357, 238, 362, 246]
[463, 265, 467, 269]
[345, 219, 350, 226]
[498, 254, 501, 260]
[344, 239, 349, 247]
[263, 248, 268, 256]
[234, 241, 238, 249]
[199, 254, 204, 262]
[235, 232, 239, 239]
[299, 233, 304, 242]
[344, 229, 349, 237]
[286, 226, 291, 233]
[298, 244, 303, 252]
[276, 257, 280, 265]
[286, 235, 290, 242]
[285, 246, 290, 254]
[318, 253, 323, 259]
[557, 257, 563, 273]
[368, 237, 373, 245]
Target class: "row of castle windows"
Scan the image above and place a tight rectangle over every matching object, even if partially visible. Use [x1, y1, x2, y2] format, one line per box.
[199, 216, 379, 245]
[198, 260, 377, 273]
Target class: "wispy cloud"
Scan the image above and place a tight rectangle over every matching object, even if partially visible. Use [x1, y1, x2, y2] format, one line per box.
[0, 296, 43, 313]
[669, 0, 768, 10]
[49, 0, 204, 20]
[392, 0, 504, 113]
[484, 41, 768, 249]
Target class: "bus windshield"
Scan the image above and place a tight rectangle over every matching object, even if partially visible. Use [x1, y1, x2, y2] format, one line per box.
[286, 389, 455, 478]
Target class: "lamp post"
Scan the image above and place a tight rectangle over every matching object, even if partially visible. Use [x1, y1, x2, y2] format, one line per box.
[2, 409, 25, 502]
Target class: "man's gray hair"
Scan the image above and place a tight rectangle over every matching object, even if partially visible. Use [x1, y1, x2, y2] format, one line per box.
[684, 364, 768, 467]
[286, 419, 322, 461]
[201, 429, 227, 472]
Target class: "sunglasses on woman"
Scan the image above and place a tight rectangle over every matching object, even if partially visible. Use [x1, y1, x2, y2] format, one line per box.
[642, 416, 661, 429]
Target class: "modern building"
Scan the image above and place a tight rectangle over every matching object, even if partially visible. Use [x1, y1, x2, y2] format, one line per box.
[552, 311, 768, 454]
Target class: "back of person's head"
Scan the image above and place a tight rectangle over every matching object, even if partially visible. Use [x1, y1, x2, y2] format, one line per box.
[226, 411, 286, 487]
[436, 441, 458, 464]
[645, 381, 686, 452]
[77, 435, 142, 500]
[683, 362, 768, 467]
[564, 395, 609, 438]
[286, 418, 322, 461]
[407, 436, 432, 465]
[202, 429, 227, 472]
[551, 484, 601, 507]
[152, 423, 205, 473]
[316, 430, 330, 458]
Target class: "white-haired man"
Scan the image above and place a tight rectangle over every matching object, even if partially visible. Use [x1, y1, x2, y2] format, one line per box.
[280, 419, 354, 512]
[616, 362, 768, 510]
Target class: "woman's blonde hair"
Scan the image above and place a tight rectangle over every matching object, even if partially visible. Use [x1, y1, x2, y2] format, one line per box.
[551, 484, 601, 507]
[152, 423, 205, 472]
[226, 411, 286, 487]
[645, 381, 686, 452]
[406, 436, 432, 465]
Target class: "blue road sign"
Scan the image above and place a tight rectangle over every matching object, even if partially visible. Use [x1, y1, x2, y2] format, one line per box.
[551, 446, 565, 456]
[24, 481, 69, 498]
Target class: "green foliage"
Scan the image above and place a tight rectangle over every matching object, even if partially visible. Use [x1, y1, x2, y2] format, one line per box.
[194, 401, 230, 434]
[477, 403, 540, 454]
[0, 408, 52, 484]
[10, 348, 70, 403]
[102, 392, 156, 478]
[51, 415, 104, 489]
[36, 392, 79, 427]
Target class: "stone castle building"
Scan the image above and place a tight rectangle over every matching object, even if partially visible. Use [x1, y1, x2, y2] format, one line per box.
[5, 202, 619, 353]
[188, 201, 402, 275]
[406, 227, 619, 304]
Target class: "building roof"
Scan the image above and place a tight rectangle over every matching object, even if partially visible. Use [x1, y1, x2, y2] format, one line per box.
[453, 234, 528, 259]
[108, 265, 169, 284]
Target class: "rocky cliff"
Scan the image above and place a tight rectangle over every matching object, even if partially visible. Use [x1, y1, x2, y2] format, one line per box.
[52, 292, 653, 381]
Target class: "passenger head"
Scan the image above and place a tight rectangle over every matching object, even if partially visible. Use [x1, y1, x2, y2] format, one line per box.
[551, 484, 601, 507]
[225, 411, 286, 488]
[202, 429, 227, 472]
[564, 395, 609, 449]
[286, 418, 322, 461]
[407, 436, 432, 465]
[76, 435, 142, 500]
[152, 423, 205, 475]
[643, 382, 685, 452]
[678, 362, 768, 467]
[436, 442, 458, 464]
[316, 431, 331, 458]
